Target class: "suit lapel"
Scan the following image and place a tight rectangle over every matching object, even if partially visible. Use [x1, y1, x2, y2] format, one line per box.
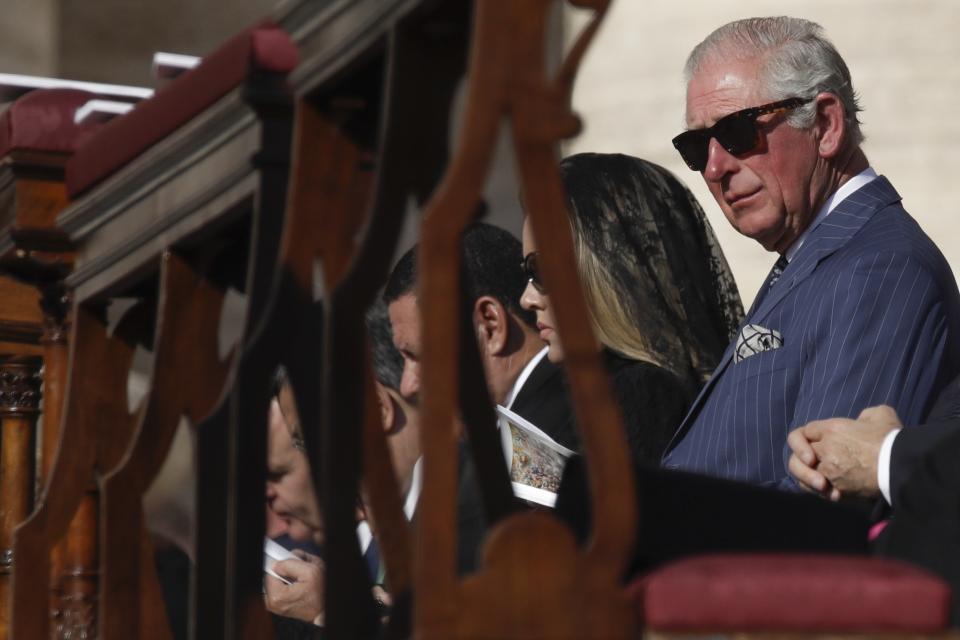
[664, 176, 901, 456]
[750, 176, 901, 325]
[510, 355, 555, 410]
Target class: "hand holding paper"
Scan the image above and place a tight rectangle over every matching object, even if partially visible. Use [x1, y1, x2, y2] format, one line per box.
[263, 542, 325, 625]
[263, 537, 296, 584]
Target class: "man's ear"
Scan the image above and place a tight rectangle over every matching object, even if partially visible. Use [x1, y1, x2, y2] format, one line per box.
[374, 381, 396, 434]
[473, 295, 509, 357]
[815, 92, 846, 159]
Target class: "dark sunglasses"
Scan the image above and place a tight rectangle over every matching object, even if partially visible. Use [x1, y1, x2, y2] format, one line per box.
[521, 252, 545, 293]
[672, 97, 812, 171]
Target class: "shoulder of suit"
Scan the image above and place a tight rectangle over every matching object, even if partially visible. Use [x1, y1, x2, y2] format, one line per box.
[832, 206, 950, 279]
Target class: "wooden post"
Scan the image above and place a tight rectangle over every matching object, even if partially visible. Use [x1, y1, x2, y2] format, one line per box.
[54, 490, 98, 639]
[38, 284, 70, 486]
[38, 287, 71, 639]
[10, 303, 143, 640]
[0, 356, 42, 639]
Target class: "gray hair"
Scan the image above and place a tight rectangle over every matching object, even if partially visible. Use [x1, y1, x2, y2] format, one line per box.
[685, 16, 864, 146]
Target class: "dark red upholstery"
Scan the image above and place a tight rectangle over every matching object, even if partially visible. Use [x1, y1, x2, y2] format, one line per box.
[630, 553, 951, 633]
[0, 89, 101, 158]
[66, 23, 298, 197]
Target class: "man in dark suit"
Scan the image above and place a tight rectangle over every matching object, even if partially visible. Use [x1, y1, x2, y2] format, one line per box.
[663, 16, 960, 489]
[381, 222, 574, 573]
[876, 423, 960, 624]
[788, 381, 960, 621]
[366, 298, 486, 575]
[384, 222, 572, 447]
[505, 346, 576, 450]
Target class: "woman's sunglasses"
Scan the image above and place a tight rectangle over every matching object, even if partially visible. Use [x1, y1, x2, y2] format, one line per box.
[672, 97, 811, 172]
[521, 252, 545, 293]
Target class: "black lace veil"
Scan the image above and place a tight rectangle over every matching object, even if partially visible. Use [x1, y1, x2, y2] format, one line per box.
[559, 153, 743, 387]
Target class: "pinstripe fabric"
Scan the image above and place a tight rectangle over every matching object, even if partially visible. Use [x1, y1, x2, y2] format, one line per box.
[663, 177, 960, 490]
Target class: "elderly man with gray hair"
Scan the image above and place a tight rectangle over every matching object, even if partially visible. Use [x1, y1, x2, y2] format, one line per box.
[662, 16, 960, 490]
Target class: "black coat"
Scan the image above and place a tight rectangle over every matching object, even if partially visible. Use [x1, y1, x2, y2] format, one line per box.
[602, 353, 693, 465]
[454, 353, 577, 575]
[509, 354, 576, 450]
[875, 376, 960, 623]
[510, 351, 693, 462]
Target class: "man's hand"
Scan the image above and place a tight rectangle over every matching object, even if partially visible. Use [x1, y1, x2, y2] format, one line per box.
[265, 551, 325, 625]
[788, 405, 902, 500]
[787, 426, 835, 498]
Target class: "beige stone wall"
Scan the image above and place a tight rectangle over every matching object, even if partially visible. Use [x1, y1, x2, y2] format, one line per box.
[2, 0, 58, 75]
[57, 0, 279, 85]
[566, 1, 960, 307]
[1, 0, 278, 86]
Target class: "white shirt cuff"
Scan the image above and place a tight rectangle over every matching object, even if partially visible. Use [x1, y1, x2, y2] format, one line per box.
[877, 428, 901, 506]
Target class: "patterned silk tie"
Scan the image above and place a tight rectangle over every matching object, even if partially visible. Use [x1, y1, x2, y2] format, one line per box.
[746, 255, 790, 315]
[768, 255, 789, 288]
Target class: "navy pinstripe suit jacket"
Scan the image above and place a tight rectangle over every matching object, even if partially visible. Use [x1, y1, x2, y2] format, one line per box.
[663, 176, 960, 489]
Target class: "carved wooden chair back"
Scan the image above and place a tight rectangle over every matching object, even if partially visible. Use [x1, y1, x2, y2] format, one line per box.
[412, 1, 638, 638]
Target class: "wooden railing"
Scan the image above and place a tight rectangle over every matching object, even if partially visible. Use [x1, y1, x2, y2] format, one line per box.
[0, 1, 636, 637]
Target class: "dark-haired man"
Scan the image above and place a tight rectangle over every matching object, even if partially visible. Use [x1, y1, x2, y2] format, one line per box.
[365, 299, 484, 584]
[384, 222, 575, 449]
[367, 299, 422, 527]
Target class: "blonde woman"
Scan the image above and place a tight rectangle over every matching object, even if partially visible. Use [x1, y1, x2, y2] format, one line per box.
[520, 153, 742, 463]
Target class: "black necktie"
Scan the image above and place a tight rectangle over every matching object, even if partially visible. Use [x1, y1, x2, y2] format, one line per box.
[747, 255, 790, 316]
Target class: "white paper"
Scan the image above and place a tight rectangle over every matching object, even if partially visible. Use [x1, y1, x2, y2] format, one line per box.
[496, 405, 575, 457]
[263, 537, 295, 585]
[511, 482, 558, 508]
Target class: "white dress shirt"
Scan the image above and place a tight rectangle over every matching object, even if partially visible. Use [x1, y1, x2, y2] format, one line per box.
[878, 428, 901, 505]
[784, 167, 878, 262]
[502, 346, 549, 409]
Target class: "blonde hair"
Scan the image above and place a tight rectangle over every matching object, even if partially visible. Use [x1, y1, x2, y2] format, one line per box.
[571, 217, 663, 366]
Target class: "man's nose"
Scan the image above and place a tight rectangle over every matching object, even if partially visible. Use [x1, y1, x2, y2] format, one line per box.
[399, 362, 420, 401]
[703, 137, 739, 182]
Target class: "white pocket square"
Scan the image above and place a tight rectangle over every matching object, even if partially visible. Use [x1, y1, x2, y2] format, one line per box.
[734, 324, 783, 363]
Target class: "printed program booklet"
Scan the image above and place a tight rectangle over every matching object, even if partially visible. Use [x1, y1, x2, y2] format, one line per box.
[496, 404, 574, 508]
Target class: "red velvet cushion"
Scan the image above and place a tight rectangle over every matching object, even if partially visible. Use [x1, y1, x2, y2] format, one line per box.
[66, 22, 298, 197]
[629, 553, 951, 633]
[0, 89, 101, 158]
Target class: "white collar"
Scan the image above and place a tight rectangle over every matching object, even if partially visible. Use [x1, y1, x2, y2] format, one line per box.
[503, 346, 549, 409]
[357, 520, 373, 554]
[784, 167, 878, 262]
[356, 456, 423, 554]
[388, 345, 549, 524]
[403, 457, 423, 521]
